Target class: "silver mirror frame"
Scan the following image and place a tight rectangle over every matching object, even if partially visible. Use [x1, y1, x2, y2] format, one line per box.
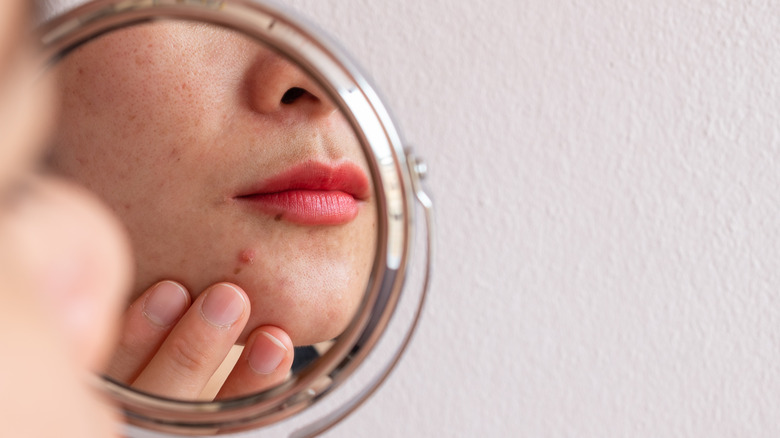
[37, 0, 432, 436]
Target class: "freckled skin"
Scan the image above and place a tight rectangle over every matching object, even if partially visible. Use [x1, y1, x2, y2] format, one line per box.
[46, 21, 377, 346]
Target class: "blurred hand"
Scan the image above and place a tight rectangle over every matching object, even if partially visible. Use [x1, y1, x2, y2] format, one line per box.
[1, 177, 133, 437]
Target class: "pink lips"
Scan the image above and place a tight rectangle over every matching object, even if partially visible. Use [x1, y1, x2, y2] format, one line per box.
[235, 161, 370, 225]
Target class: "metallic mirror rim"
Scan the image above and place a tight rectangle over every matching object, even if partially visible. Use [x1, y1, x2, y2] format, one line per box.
[37, 0, 432, 435]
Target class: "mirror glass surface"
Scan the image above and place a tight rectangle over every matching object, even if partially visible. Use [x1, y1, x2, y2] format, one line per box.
[43, 18, 378, 401]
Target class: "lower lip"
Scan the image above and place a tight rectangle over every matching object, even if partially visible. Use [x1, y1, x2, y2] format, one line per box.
[239, 190, 360, 225]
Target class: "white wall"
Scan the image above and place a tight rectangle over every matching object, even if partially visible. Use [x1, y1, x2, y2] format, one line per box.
[287, 1, 780, 436]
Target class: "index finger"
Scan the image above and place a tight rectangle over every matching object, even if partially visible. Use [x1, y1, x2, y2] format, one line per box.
[107, 280, 191, 383]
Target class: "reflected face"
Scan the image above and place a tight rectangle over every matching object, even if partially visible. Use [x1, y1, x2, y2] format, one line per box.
[48, 22, 377, 346]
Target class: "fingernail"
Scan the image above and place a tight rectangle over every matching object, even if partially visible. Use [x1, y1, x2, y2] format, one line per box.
[200, 283, 246, 327]
[143, 281, 189, 327]
[248, 331, 288, 374]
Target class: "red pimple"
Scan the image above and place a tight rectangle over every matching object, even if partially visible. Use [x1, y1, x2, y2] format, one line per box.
[239, 249, 256, 265]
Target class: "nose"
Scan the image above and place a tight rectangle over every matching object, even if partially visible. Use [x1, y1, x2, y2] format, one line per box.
[246, 52, 337, 119]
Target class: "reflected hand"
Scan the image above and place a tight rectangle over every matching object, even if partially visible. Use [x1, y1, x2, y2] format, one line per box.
[107, 281, 294, 400]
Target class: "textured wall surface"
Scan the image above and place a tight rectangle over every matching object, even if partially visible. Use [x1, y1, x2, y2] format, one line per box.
[42, 0, 780, 436]
[286, 1, 780, 437]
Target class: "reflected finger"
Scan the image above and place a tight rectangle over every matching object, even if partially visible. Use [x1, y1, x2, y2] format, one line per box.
[131, 283, 249, 399]
[216, 325, 294, 399]
[107, 280, 190, 383]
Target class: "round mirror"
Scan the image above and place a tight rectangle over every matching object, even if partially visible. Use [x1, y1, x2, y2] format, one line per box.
[48, 18, 376, 402]
[37, 0, 432, 435]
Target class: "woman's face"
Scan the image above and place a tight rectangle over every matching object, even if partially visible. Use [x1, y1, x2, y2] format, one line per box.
[48, 21, 377, 346]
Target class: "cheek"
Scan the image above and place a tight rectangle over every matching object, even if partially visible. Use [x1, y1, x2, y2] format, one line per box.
[53, 55, 169, 180]
[57, 52, 191, 151]
[50, 50, 231, 210]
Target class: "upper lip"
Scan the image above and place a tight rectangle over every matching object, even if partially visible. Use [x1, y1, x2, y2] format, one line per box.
[235, 161, 371, 200]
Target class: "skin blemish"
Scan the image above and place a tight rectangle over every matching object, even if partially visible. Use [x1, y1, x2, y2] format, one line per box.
[239, 249, 256, 265]
[233, 267, 242, 275]
[274, 213, 283, 221]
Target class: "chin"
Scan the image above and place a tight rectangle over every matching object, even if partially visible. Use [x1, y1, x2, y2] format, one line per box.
[240, 291, 361, 347]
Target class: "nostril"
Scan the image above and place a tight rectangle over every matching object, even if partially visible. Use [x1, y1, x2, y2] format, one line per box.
[280, 87, 307, 104]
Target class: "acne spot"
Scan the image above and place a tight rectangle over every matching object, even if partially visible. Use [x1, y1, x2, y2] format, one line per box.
[239, 249, 256, 265]
[234, 267, 242, 275]
[274, 214, 283, 221]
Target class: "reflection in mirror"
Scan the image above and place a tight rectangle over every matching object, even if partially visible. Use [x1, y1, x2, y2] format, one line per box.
[44, 19, 377, 401]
